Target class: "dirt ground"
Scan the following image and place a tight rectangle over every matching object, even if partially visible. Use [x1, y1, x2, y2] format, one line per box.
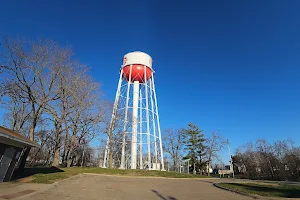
[13, 174, 256, 200]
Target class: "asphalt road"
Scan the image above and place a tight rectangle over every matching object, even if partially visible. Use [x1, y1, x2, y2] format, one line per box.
[19, 174, 256, 200]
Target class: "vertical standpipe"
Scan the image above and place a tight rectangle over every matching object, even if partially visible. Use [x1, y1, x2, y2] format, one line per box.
[131, 81, 140, 169]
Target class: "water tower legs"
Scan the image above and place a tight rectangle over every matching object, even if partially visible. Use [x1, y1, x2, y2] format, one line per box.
[120, 65, 132, 169]
[102, 70, 123, 169]
[151, 75, 165, 171]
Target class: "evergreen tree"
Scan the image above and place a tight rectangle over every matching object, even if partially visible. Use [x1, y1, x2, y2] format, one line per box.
[181, 123, 206, 174]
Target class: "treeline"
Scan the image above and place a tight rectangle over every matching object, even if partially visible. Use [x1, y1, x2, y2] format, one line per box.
[0, 37, 106, 167]
[96, 122, 227, 172]
[233, 139, 300, 181]
[163, 123, 226, 175]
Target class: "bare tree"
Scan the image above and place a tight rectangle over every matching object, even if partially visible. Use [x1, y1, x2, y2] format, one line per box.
[0, 37, 71, 170]
[255, 139, 277, 179]
[1, 37, 64, 141]
[1, 37, 104, 168]
[163, 129, 183, 172]
[1, 82, 31, 132]
[29, 129, 55, 166]
[45, 63, 75, 167]
[63, 70, 103, 167]
[46, 63, 102, 167]
[204, 131, 226, 176]
[235, 139, 300, 181]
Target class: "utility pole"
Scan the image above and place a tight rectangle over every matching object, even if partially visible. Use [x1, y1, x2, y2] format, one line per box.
[227, 139, 234, 178]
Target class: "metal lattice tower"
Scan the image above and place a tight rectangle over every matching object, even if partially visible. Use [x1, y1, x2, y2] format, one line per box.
[102, 52, 165, 170]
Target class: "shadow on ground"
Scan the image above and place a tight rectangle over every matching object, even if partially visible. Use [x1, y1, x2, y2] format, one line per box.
[11, 167, 64, 181]
[151, 189, 177, 200]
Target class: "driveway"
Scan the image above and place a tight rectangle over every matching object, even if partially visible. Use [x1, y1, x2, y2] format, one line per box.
[18, 174, 255, 200]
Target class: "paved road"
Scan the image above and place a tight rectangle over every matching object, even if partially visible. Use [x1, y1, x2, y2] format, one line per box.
[0, 182, 49, 200]
[20, 174, 256, 200]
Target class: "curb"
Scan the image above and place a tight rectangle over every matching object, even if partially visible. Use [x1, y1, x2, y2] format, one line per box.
[213, 183, 260, 199]
[14, 174, 83, 200]
[83, 173, 219, 180]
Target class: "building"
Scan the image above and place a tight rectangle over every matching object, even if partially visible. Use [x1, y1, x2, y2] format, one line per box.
[0, 126, 39, 182]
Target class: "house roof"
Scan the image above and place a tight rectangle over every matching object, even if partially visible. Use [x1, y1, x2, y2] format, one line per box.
[0, 126, 40, 148]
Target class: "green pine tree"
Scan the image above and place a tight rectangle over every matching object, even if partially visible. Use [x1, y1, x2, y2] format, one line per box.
[181, 123, 206, 174]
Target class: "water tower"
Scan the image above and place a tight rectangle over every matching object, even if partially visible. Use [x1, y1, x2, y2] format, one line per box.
[102, 51, 165, 170]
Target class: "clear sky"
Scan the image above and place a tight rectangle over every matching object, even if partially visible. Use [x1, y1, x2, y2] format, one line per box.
[1, 0, 300, 159]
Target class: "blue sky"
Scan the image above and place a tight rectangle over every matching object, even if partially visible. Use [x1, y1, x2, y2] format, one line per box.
[1, 0, 300, 160]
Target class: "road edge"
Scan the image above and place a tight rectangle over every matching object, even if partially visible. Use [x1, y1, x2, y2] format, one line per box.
[13, 174, 83, 200]
[213, 183, 260, 199]
[83, 172, 220, 180]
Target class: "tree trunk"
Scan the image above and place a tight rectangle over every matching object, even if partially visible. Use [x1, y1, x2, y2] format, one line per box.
[173, 160, 176, 172]
[52, 135, 61, 167]
[71, 156, 75, 166]
[81, 145, 85, 167]
[62, 134, 68, 164]
[67, 134, 76, 167]
[29, 114, 38, 141]
[67, 155, 72, 167]
[62, 118, 69, 164]
[109, 143, 113, 168]
[29, 126, 34, 141]
[52, 146, 60, 167]
[51, 122, 62, 167]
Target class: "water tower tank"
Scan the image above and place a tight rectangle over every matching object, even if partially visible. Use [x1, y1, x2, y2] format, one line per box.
[122, 51, 153, 83]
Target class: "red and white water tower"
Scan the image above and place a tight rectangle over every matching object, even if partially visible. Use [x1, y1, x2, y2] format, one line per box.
[103, 51, 165, 170]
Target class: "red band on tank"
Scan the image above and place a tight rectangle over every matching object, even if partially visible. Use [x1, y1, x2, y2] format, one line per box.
[123, 64, 152, 83]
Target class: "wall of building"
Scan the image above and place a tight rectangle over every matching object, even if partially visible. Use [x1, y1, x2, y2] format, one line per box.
[0, 143, 24, 182]
[0, 144, 7, 160]
[4, 146, 23, 181]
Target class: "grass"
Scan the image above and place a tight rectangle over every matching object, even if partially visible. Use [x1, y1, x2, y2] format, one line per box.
[14, 167, 211, 184]
[216, 182, 300, 198]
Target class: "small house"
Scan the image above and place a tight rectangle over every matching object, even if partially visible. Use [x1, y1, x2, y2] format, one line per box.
[0, 126, 39, 182]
